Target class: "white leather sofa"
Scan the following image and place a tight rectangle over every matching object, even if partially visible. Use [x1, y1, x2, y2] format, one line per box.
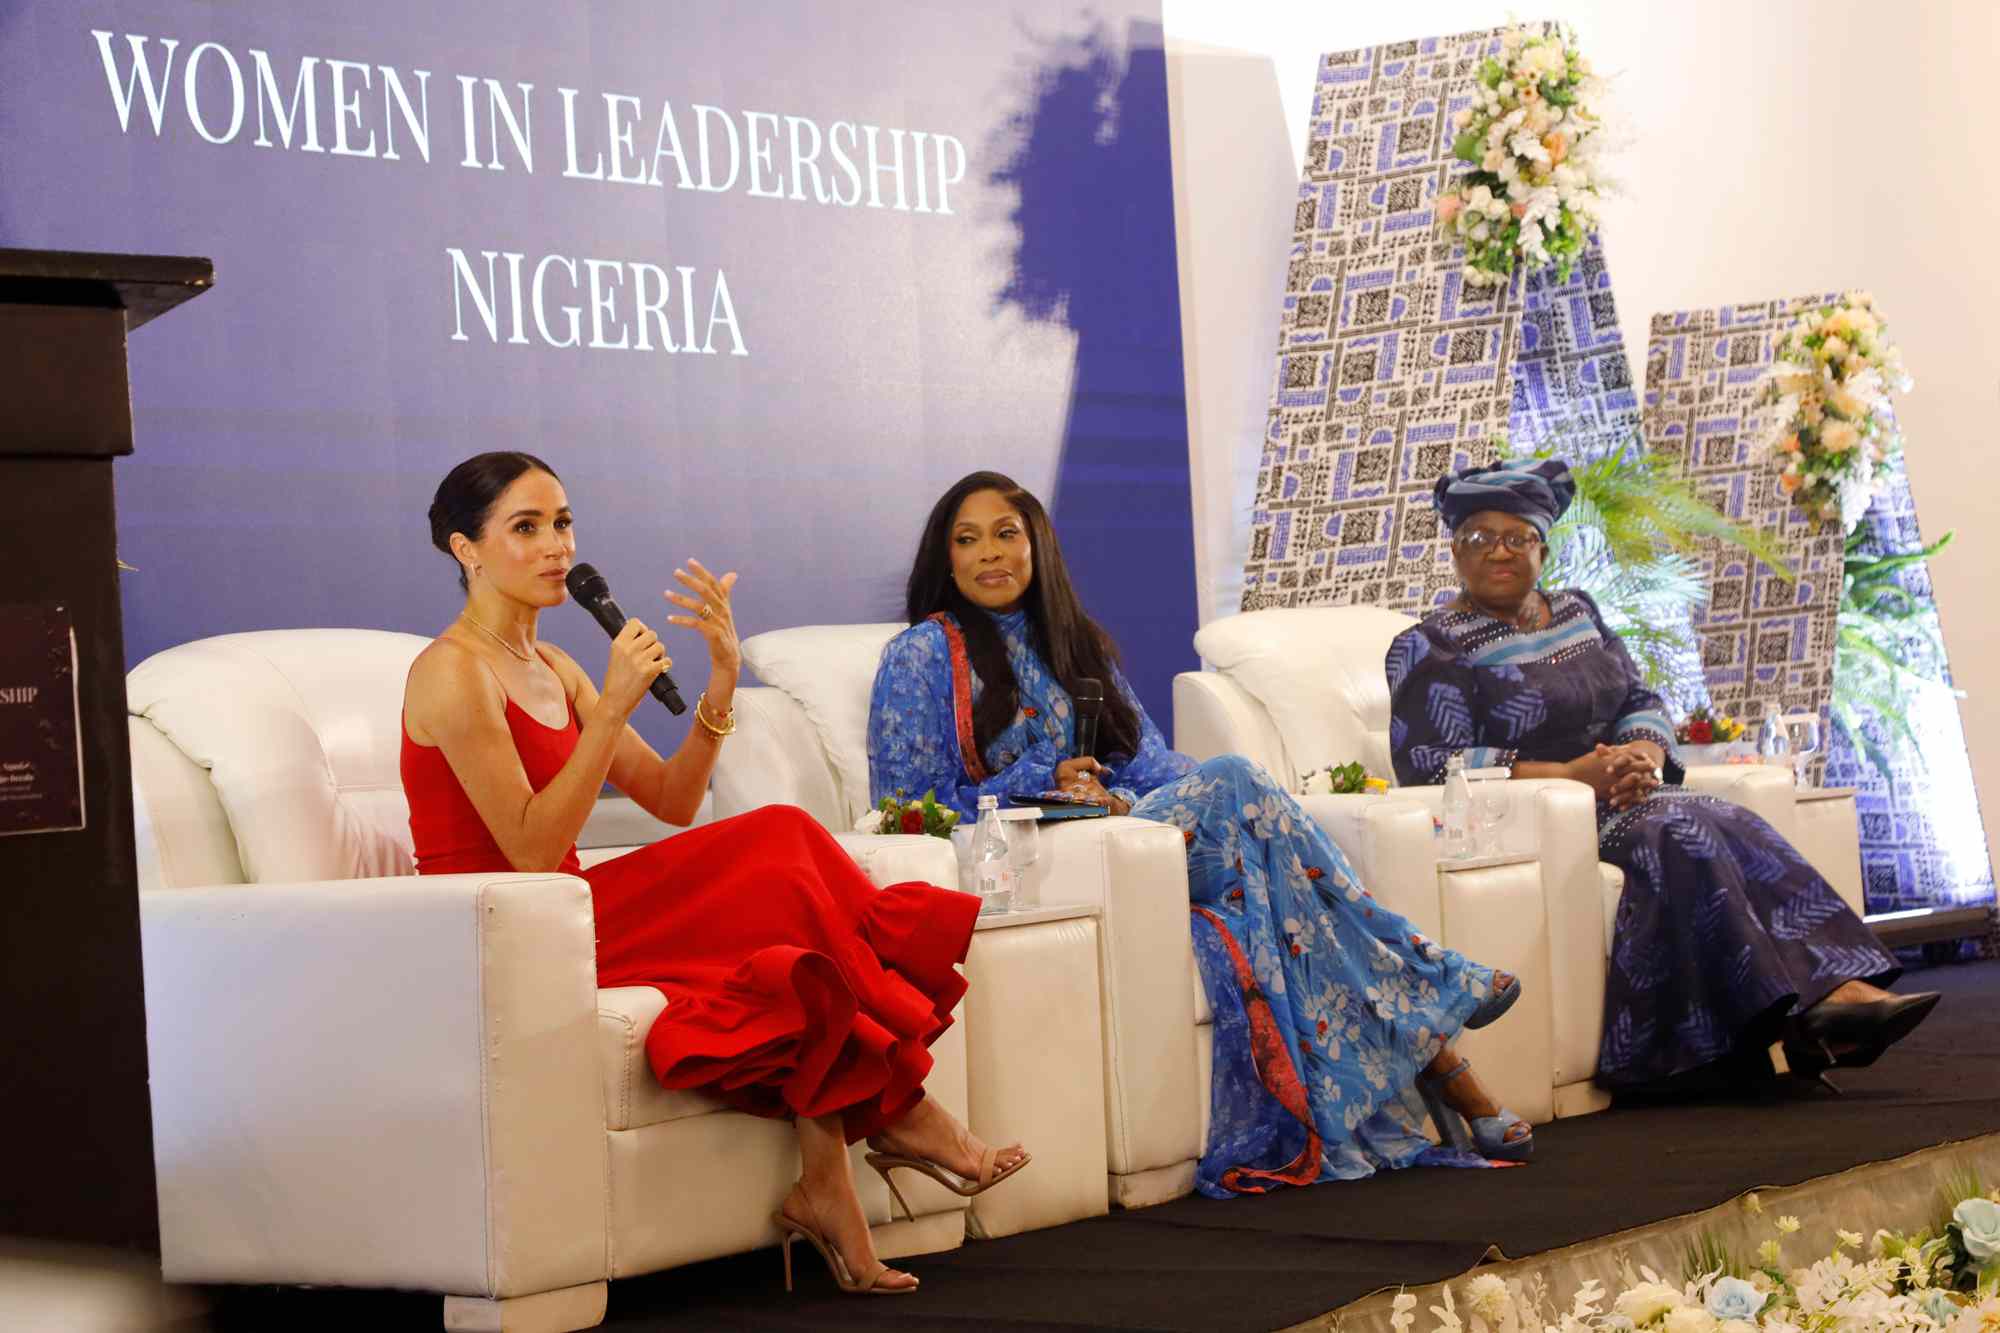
[1174, 606, 1870, 1115]
[710, 624, 1204, 1208]
[129, 629, 976, 1333]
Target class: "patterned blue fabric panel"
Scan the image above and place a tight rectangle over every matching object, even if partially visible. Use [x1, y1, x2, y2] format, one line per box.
[1507, 241, 1641, 459]
[1819, 447, 1995, 912]
[1246, 24, 1547, 615]
[1641, 295, 1847, 782]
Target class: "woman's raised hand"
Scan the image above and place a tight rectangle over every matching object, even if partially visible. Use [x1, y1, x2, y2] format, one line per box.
[663, 558, 741, 680]
[603, 618, 671, 718]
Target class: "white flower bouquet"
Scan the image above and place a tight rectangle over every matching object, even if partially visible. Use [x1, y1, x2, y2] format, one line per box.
[1384, 1182, 2000, 1332]
[1759, 291, 1914, 533]
[1436, 24, 1609, 288]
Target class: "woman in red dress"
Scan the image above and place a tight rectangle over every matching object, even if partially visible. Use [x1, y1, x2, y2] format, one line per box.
[400, 452, 1027, 1296]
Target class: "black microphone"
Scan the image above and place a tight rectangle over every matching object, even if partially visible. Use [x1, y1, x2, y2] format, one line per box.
[1072, 677, 1103, 758]
[565, 562, 687, 715]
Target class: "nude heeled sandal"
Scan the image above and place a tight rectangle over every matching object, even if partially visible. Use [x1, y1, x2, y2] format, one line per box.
[863, 1141, 1032, 1221]
[771, 1208, 916, 1296]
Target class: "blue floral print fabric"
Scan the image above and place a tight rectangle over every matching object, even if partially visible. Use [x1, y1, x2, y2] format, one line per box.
[869, 609, 1500, 1194]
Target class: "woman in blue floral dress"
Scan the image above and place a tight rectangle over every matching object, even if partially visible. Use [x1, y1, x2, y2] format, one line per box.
[1387, 459, 1935, 1093]
[868, 472, 1533, 1197]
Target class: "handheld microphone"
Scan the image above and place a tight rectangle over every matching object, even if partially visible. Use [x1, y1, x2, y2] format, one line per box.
[1071, 677, 1103, 759]
[565, 562, 687, 715]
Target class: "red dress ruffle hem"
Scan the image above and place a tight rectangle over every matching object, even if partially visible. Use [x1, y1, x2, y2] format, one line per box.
[401, 696, 976, 1142]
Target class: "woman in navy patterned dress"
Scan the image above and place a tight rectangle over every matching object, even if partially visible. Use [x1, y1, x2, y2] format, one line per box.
[1386, 459, 1937, 1091]
[869, 471, 1536, 1198]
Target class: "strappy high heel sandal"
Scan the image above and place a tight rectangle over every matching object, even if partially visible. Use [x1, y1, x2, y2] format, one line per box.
[1416, 1058, 1534, 1163]
[1464, 972, 1521, 1031]
[771, 1202, 917, 1296]
[864, 1139, 1031, 1221]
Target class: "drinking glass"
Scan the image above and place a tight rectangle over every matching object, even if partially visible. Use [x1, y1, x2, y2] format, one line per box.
[1004, 812, 1040, 908]
[1472, 776, 1510, 856]
[1784, 713, 1822, 789]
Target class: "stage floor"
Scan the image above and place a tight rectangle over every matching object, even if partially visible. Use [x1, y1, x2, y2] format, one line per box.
[203, 959, 2000, 1333]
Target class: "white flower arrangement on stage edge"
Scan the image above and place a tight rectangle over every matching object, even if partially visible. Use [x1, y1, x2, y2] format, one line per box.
[1758, 291, 1914, 534]
[1381, 1180, 2000, 1332]
[1435, 24, 1608, 288]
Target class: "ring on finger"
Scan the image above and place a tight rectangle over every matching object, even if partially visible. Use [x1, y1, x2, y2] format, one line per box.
[698, 604, 713, 620]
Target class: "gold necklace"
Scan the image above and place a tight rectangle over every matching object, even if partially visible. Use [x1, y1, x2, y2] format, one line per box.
[462, 613, 536, 663]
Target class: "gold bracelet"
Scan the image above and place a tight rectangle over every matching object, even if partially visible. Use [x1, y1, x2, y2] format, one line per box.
[693, 691, 737, 739]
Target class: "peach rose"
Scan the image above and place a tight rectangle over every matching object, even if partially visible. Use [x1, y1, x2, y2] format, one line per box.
[1543, 132, 1568, 165]
[1779, 435, 1801, 453]
[1437, 194, 1464, 223]
[1780, 473, 1802, 494]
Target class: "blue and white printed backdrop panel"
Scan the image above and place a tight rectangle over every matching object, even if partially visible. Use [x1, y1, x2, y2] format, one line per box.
[1243, 22, 1642, 617]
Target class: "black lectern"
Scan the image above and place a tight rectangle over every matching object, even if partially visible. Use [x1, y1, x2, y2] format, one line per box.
[0, 249, 212, 1250]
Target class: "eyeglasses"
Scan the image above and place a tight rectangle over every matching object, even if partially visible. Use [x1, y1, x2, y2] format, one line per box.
[1454, 528, 1542, 555]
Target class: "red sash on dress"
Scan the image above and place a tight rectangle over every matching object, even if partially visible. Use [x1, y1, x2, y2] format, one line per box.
[926, 612, 990, 783]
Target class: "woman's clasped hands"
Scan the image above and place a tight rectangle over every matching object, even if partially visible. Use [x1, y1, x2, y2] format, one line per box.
[1567, 741, 1665, 811]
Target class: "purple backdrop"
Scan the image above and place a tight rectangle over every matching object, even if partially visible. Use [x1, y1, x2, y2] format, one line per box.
[0, 1, 1196, 749]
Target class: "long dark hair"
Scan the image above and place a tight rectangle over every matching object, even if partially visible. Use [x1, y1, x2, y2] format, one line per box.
[903, 471, 1141, 761]
[427, 451, 561, 589]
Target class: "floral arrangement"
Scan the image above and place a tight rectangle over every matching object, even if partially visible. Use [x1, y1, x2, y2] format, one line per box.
[1301, 761, 1390, 796]
[1436, 24, 1608, 288]
[1675, 705, 1747, 747]
[1759, 291, 1914, 533]
[1383, 1181, 2000, 1331]
[853, 790, 959, 839]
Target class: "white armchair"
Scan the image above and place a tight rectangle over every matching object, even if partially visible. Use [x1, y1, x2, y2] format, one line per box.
[129, 630, 972, 1333]
[711, 624, 1205, 1208]
[1174, 606, 1868, 1116]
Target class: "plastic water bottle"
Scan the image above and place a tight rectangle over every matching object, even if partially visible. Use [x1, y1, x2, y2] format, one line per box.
[972, 795, 1016, 916]
[1759, 705, 1791, 770]
[1441, 753, 1472, 860]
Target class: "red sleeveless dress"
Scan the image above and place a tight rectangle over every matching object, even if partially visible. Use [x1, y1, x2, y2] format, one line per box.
[401, 696, 978, 1141]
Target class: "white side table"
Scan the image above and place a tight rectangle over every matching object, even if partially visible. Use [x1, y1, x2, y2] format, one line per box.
[1434, 851, 1555, 1127]
[960, 904, 1107, 1239]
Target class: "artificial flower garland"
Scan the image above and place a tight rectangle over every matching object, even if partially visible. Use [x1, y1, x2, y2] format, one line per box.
[1436, 24, 1608, 288]
[1387, 1184, 2000, 1331]
[1759, 291, 1914, 533]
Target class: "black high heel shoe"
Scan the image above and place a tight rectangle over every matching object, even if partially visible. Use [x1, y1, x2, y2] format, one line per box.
[1785, 990, 1940, 1087]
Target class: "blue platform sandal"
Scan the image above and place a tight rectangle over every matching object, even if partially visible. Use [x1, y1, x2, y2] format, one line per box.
[1416, 1058, 1534, 1163]
[1464, 972, 1521, 1031]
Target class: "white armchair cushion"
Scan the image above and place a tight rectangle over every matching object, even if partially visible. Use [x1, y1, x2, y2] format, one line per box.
[128, 630, 429, 884]
[143, 872, 608, 1297]
[740, 623, 906, 825]
[1192, 606, 1417, 785]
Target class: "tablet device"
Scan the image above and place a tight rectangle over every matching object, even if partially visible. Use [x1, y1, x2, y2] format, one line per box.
[1006, 792, 1110, 821]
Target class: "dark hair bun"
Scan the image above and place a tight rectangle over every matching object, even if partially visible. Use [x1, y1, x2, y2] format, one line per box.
[427, 452, 560, 590]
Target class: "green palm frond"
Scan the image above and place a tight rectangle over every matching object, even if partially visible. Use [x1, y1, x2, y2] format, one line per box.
[1831, 527, 1961, 777]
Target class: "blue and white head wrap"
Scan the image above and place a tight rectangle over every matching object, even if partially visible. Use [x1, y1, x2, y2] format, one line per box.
[1433, 458, 1576, 537]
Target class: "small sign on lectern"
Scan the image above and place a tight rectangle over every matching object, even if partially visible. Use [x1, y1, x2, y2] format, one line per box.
[0, 603, 85, 836]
